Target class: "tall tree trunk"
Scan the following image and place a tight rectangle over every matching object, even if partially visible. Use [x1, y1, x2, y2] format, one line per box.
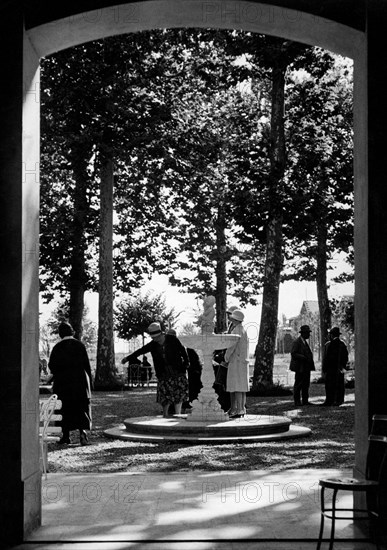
[316, 184, 331, 360]
[252, 61, 286, 389]
[215, 204, 227, 333]
[94, 154, 118, 389]
[68, 152, 89, 339]
[253, 215, 283, 387]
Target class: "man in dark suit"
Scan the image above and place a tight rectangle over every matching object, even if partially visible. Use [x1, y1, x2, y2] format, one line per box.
[289, 325, 315, 406]
[321, 327, 349, 406]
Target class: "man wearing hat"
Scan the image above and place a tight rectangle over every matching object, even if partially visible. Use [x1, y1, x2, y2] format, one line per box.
[289, 325, 315, 406]
[121, 322, 189, 417]
[321, 327, 349, 406]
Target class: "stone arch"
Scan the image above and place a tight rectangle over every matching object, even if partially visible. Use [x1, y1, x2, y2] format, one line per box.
[16, 1, 367, 542]
[26, 1, 363, 57]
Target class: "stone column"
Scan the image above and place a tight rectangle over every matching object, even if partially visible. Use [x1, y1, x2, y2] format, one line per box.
[0, 9, 41, 543]
[354, 2, 387, 530]
[179, 297, 239, 423]
[354, 1, 387, 478]
[22, 22, 42, 538]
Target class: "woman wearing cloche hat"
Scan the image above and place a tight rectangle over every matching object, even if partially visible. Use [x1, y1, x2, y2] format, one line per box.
[121, 322, 189, 417]
[222, 309, 249, 418]
[226, 305, 238, 333]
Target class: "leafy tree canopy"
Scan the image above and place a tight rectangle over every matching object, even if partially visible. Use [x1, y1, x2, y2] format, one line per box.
[115, 292, 180, 341]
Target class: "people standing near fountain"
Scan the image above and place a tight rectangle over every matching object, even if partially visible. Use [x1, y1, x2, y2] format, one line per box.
[167, 328, 203, 410]
[213, 304, 238, 411]
[121, 322, 189, 418]
[222, 309, 249, 418]
[321, 326, 349, 406]
[289, 325, 315, 406]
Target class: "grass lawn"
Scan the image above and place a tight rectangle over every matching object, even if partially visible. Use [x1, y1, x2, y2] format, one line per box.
[47, 374, 355, 474]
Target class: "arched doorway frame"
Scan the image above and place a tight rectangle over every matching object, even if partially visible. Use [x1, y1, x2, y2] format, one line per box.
[21, 0, 367, 537]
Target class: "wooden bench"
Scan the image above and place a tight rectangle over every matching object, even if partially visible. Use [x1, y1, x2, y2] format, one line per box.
[127, 363, 152, 387]
[39, 394, 62, 478]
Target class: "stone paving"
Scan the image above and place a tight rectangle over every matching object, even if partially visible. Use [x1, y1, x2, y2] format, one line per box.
[11, 469, 377, 549]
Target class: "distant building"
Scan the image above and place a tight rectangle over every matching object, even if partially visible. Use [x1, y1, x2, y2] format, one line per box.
[277, 300, 321, 358]
[299, 300, 319, 320]
[279, 297, 355, 361]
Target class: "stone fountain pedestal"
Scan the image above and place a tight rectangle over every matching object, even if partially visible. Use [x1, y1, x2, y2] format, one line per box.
[178, 332, 239, 423]
[104, 297, 311, 444]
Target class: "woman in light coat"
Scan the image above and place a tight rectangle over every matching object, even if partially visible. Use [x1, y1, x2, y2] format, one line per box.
[223, 309, 249, 418]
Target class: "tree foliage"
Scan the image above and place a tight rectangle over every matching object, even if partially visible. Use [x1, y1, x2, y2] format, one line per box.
[284, 52, 354, 280]
[40, 29, 354, 382]
[115, 292, 179, 342]
[331, 296, 354, 333]
[40, 301, 97, 358]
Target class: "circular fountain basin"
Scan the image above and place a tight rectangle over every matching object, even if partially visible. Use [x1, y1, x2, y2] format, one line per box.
[104, 414, 311, 443]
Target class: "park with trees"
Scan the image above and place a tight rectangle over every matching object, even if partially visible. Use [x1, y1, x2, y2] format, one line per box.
[39, 28, 354, 395]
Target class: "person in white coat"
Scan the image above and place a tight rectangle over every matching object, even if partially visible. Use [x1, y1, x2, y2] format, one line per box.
[223, 309, 249, 418]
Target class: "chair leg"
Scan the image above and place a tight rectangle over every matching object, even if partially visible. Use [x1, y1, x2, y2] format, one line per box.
[316, 486, 326, 549]
[40, 439, 47, 480]
[369, 509, 381, 550]
[329, 488, 339, 550]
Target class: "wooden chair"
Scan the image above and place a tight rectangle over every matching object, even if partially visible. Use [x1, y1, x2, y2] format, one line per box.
[316, 414, 387, 549]
[39, 394, 62, 479]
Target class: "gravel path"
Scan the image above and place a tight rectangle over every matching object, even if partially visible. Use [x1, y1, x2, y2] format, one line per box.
[46, 382, 355, 474]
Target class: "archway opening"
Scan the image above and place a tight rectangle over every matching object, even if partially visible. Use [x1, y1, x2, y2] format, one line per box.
[21, 1, 366, 541]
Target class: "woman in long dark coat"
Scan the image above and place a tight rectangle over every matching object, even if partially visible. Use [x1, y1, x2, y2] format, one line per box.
[48, 322, 92, 445]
